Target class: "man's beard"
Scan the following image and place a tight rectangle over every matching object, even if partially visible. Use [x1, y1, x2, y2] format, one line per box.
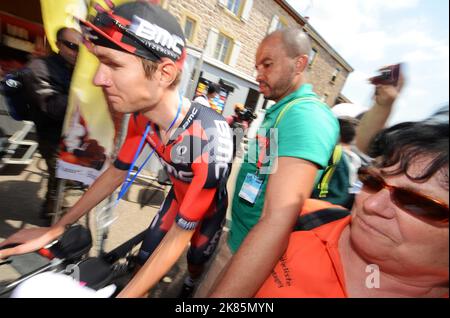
[265, 66, 297, 101]
[267, 78, 295, 101]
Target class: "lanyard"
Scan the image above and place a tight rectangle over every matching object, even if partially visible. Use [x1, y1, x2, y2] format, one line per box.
[116, 96, 183, 203]
[256, 135, 269, 174]
[255, 97, 321, 175]
[97, 97, 183, 230]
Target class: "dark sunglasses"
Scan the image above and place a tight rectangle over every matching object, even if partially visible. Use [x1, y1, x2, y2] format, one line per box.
[92, 13, 161, 61]
[60, 40, 79, 51]
[357, 167, 449, 223]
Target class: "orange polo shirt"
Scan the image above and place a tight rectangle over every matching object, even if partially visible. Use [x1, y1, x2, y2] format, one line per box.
[255, 200, 351, 298]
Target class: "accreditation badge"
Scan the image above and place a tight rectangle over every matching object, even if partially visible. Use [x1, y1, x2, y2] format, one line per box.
[238, 173, 264, 205]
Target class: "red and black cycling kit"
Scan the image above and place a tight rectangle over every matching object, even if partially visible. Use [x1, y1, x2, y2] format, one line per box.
[114, 102, 233, 265]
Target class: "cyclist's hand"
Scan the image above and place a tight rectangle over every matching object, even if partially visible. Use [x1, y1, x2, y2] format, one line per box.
[0, 227, 58, 259]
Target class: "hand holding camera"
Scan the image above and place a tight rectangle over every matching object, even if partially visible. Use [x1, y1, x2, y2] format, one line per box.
[369, 63, 405, 108]
[369, 63, 402, 86]
[237, 108, 257, 122]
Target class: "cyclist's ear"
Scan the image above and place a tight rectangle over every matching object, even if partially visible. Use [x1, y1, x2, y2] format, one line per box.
[158, 59, 178, 88]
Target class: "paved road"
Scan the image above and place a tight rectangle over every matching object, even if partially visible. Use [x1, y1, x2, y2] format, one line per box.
[0, 90, 242, 297]
[0, 133, 242, 297]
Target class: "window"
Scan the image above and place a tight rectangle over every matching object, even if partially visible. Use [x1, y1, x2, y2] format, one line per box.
[214, 33, 233, 63]
[331, 68, 341, 84]
[245, 88, 260, 112]
[268, 15, 288, 34]
[205, 29, 240, 65]
[184, 17, 196, 42]
[309, 48, 318, 67]
[182, 12, 200, 43]
[219, 0, 253, 21]
[226, 0, 242, 16]
[275, 17, 287, 30]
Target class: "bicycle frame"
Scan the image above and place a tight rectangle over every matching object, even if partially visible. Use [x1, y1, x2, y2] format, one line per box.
[0, 226, 147, 297]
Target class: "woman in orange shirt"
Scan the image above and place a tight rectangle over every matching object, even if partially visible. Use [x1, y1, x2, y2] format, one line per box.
[257, 121, 449, 298]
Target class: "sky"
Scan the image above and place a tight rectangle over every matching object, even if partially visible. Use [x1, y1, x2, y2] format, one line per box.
[285, 0, 449, 125]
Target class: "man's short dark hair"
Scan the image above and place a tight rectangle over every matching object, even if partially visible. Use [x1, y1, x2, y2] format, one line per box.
[266, 28, 311, 58]
[338, 116, 359, 144]
[141, 59, 182, 89]
[207, 83, 221, 95]
[369, 121, 449, 190]
[355, 112, 367, 121]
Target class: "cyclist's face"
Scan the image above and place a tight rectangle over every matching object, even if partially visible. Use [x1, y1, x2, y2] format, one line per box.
[92, 46, 161, 113]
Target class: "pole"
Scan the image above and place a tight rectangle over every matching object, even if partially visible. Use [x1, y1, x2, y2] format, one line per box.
[96, 113, 130, 255]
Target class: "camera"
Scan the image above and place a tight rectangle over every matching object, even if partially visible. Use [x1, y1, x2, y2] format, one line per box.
[370, 63, 402, 86]
[237, 108, 257, 122]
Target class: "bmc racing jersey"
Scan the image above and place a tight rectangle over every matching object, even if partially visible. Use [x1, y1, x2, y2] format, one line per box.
[114, 102, 233, 265]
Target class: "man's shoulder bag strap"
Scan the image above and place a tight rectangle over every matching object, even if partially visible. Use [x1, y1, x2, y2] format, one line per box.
[273, 97, 343, 199]
[294, 208, 350, 231]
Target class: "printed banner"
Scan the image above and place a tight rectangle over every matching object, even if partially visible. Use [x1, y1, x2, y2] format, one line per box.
[40, 0, 88, 52]
[40, 0, 133, 185]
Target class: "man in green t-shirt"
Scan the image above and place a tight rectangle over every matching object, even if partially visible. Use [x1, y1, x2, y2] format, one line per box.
[193, 28, 339, 298]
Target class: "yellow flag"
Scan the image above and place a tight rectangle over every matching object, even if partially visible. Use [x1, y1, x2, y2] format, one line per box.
[40, 0, 133, 185]
[40, 0, 88, 52]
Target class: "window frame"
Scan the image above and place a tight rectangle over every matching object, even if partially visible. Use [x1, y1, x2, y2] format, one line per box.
[275, 15, 288, 30]
[309, 48, 318, 67]
[220, 0, 249, 19]
[184, 17, 196, 43]
[181, 11, 200, 44]
[214, 32, 234, 64]
[330, 67, 341, 84]
[226, 0, 242, 16]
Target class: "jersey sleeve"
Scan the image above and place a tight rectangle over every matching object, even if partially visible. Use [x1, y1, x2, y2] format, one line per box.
[114, 116, 142, 171]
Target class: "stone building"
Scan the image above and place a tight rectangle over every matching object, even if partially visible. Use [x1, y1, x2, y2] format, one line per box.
[0, 0, 353, 115]
[161, 0, 353, 115]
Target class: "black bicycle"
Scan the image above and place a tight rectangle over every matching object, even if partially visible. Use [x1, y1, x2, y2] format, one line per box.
[0, 224, 147, 298]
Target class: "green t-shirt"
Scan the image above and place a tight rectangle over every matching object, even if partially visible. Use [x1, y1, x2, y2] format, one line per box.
[228, 84, 339, 253]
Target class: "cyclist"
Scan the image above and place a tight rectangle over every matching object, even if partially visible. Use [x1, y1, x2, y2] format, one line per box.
[0, 1, 233, 298]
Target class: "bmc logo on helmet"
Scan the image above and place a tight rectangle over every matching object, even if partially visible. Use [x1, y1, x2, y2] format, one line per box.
[131, 15, 184, 57]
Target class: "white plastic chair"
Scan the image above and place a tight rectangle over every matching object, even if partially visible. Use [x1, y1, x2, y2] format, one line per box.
[1, 120, 38, 167]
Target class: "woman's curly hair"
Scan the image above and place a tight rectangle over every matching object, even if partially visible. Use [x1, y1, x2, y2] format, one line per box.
[368, 121, 449, 190]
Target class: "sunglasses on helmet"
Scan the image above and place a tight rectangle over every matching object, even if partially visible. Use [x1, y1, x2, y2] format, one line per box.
[357, 167, 449, 223]
[88, 12, 161, 61]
